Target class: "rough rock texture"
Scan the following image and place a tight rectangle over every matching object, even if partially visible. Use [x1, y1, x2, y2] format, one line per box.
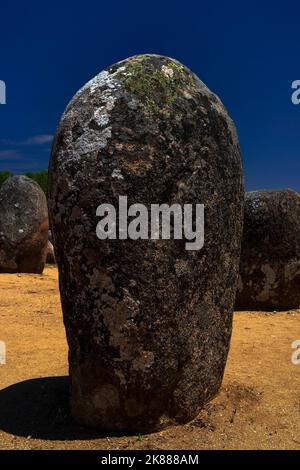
[0, 175, 49, 273]
[236, 189, 300, 310]
[48, 54, 244, 431]
[46, 240, 56, 264]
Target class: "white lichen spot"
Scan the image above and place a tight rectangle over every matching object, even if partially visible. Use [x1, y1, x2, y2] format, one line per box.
[103, 94, 116, 111]
[60, 65, 134, 163]
[111, 169, 124, 180]
[162, 65, 174, 78]
[86, 70, 115, 94]
[127, 97, 139, 110]
[87, 67, 125, 93]
[18, 229, 24, 233]
[94, 108, 110, 127]
[182, 90, 192, 99]
[62, 67, 122, 124]
[74, 127, 112, 155]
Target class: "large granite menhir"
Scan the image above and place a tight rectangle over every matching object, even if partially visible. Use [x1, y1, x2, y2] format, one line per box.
[236, 189, 300, 310]
[48, 54, 244, 431]
[0, 175, 49, 273]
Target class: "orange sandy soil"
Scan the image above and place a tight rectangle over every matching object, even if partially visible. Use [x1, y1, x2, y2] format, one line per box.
[0, 266, 299, 450]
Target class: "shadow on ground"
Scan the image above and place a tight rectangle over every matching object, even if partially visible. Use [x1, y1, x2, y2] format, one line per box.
[0, 376, 120, 441]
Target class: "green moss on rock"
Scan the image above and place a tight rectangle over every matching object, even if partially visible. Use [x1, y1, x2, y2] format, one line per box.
[115, 55, 195, 115]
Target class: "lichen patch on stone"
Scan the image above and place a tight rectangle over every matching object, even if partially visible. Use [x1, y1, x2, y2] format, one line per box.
[113, 54, 196, 115]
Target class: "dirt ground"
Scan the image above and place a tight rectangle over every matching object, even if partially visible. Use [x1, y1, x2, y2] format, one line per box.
[0, 266, 299, 450]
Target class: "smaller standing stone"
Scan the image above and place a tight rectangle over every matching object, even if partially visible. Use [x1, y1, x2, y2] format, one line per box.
[0, 175, 49, 273]
[236, 189, 300, 310]
[48, 230, 53, 244]
[46, 240, 56, 264]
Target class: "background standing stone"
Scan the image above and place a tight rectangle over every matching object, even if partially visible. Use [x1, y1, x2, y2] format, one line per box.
[46, 240, 56, 264]
[236, 189, 300, 310]
[48, 54, 244, 431]
[0, 175, 49, 274]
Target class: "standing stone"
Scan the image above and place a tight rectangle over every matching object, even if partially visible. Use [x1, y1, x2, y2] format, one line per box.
[236, 189, 300, 310]
[48, 54, 244, 431]
[48, 230, 53, 244]
[0, 175, 49, 273]
[46, 240, 56, 264]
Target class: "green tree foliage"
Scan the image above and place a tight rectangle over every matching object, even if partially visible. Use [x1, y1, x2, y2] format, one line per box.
[0, 171, 12, 188]
[0, 170, 48, 194]
[25, 170, 48, 195]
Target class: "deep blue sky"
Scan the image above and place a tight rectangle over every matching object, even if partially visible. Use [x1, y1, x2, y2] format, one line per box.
[0, 0, 299, 191]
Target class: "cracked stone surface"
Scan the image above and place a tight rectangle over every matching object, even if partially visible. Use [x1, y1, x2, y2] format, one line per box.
[48, 54, 244, 431]
[0, 175, 49, 274]
[236, 189, 300, 310]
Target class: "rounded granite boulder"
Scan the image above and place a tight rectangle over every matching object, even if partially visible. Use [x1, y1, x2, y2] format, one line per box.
[0, 175, 49, 273]
[48, 54, 244, 431]
[236, 189, 300, 310]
